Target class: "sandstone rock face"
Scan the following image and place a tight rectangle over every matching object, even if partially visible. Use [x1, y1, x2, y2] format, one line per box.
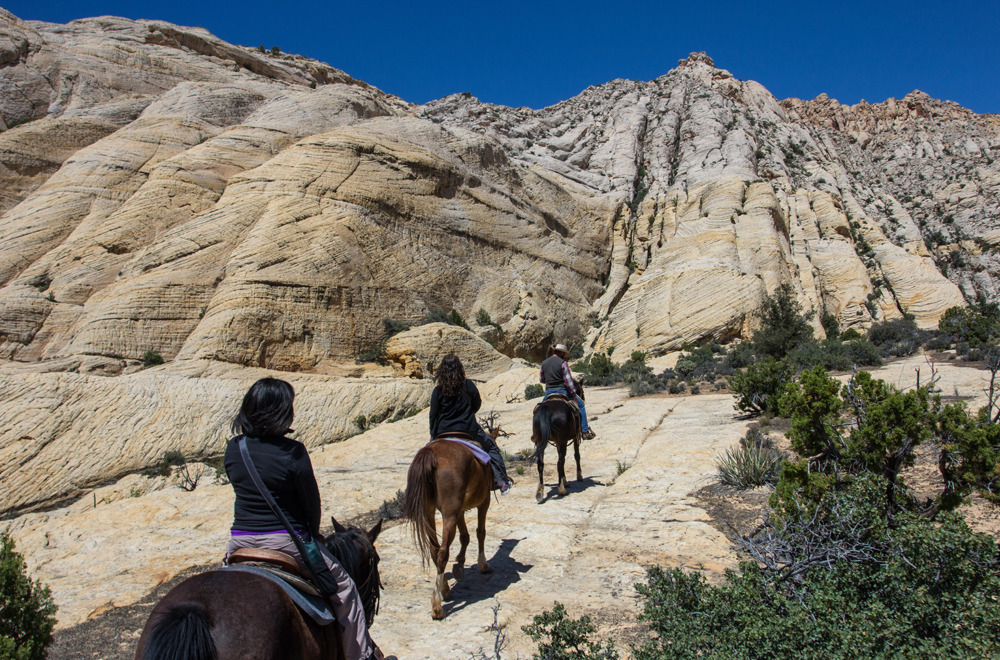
[0, 15, 986, 373]
[0, 14, 992, 512]
[0, 360, 430, 513]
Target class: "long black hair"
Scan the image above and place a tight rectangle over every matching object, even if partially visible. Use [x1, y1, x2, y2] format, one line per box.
[231, 377, 295, 438]
[435, 353, 466, 397]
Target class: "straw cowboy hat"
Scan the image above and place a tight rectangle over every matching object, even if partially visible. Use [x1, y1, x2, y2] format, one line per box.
[553, 344, 569, 356]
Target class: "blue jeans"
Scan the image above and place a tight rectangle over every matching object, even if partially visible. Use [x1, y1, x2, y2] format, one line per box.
[543, 388, 590, 432]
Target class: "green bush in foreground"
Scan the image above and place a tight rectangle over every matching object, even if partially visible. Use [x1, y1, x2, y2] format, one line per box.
[1, 531, 57, 660]
[522, 602, 619, 660]
[633, 480, 1000, 659]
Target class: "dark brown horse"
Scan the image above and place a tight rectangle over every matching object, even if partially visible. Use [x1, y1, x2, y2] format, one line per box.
[134, 519, 382, 660]
[403, 428, 500, 619]
[532, 380, 585, 502]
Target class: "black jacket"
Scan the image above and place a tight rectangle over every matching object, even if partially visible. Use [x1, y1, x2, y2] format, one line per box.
[429, 379, 482, 439]
[224, 434, 321, 534]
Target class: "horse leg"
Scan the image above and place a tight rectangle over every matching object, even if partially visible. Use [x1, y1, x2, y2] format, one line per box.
[431, 511, 455, 620]
[574, 434, 583, 481]
[557, 440, 568, 496]
[477, 495, 492, 574]
[453, 513, 470, 580]
[535, 443, 545, 503]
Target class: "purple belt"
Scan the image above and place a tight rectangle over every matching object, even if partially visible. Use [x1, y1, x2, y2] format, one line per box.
[231, 528, 306, 536]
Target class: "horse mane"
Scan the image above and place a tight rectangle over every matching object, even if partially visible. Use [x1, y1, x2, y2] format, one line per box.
[573, 377, 585, 401]
[324, 528, 381, 627]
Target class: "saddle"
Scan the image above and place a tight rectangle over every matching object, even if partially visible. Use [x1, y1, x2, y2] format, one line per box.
[433, 431, 483, 450]
[225, 548, 321, 597]
[534, 394, 583, 435]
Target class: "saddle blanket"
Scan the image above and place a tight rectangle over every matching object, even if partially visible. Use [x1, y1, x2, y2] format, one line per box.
[220, 564, 336, 626]
[434, 437, 491, 464]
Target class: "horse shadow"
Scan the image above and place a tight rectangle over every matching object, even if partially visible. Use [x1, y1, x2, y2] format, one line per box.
[442, 537, 532, 617]
[539, 475, 605, 502]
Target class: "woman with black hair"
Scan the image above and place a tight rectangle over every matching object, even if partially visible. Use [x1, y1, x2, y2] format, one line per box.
[223, 377, 382, 660]
[429, 354, 513, 493]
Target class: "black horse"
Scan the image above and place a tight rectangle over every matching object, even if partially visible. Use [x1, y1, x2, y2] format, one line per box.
[531, 379, 585, 502]
[135, 519, 382, 660]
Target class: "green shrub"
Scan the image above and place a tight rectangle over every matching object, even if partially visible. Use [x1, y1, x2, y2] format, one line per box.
[383, 318, 410, 336]
[475, 308, 492, 326]
[0, 532, 57, 660]
[728, 357, 793, 417]
[141, 350, 164, 367]
[634, 481, 1000, 660]
[525, 384, 544, 400]
[716, 428, 785, 489]
[377, 489, 406, 520]
[866, 316, 925, 357]
[751, 283, 815, 359]
[839, 327, 862, 340]
[522, 602, 620, 660]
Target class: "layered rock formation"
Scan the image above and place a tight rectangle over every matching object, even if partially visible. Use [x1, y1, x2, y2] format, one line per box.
[0, 12, 996, 512]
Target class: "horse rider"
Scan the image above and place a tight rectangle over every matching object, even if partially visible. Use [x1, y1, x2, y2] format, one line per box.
[429, 353, 514, 494]
[224, 377, 383, 660]
[539, 344, 596, 439]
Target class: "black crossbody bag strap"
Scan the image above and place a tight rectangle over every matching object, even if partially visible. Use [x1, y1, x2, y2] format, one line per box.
[237, 437, 331, 598]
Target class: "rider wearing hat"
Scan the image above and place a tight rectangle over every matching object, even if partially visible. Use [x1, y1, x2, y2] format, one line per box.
[539, 344, 595, 439]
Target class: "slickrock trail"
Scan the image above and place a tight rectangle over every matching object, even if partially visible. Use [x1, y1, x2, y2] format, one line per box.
[7, 354, 997, 659]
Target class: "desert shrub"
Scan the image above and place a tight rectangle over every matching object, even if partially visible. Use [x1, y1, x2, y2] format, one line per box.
[522, 602, 620, 660]
[938, 303, 1000, 355]
[839, 327, 862, 340]
[383, 318, 410, 336]
[569, 344, 584, 360]
[728, 357, 793, 417]
[525, 384, 544, 400]
[377, 490, 406, 520]
[787, 338, 883, 371]
[475, 308, 492, 326]
[751, 283, 815, 359]
[820, 311, 840, 338]
[575, 352, 620, 385]
[716, 428, 785, 489]
[634, 477, 1000, 660]
[141, 350, 164, 367]
[422, 308, 469, 329]
[0, 532, 57, 660]
[866, 316, 925, 357]
[723, 341, 756, 370]
[356, 339, 388, 365]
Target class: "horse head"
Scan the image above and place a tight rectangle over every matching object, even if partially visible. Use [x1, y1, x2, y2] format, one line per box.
[573, 377, 585, 401]
[325, 516, 383, 627]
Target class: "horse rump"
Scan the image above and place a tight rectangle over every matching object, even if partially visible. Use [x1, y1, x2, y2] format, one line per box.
[531, 404, 552, 463]
[140, 602, 217, 660]
[404, 444, 438, 567]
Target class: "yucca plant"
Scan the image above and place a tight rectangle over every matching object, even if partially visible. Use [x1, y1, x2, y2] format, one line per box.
[717, 428, 784, 489]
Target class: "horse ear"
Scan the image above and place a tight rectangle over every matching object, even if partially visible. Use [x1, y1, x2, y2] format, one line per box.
[368, 518, 383, 543]
[330, 516, 348, 535]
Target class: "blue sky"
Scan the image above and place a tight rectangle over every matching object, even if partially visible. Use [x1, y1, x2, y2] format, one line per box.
[6, 0, 998, 113]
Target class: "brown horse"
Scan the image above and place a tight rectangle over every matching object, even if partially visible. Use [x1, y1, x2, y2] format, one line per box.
[403, 428, 500, 619]
[134, 519, 382, 660]
[532, 380, 585, 502]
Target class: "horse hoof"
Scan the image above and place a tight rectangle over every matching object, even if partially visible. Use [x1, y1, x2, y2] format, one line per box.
[432, 605, 445, 620]
[535, 491, 544, 503]
[452, 563, 464, 580]
[479, 562, 493, 574]
[558, 485, 567, 496]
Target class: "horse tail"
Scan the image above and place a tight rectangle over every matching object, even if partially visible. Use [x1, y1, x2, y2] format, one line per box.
[404, 445, 438, 568]
[141, 603, 217, 660]
[532, 405, 552, 463]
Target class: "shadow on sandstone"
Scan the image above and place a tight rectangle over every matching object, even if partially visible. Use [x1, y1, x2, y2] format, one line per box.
[441, 537, 532, 618]
[538, 475, 605, 502]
